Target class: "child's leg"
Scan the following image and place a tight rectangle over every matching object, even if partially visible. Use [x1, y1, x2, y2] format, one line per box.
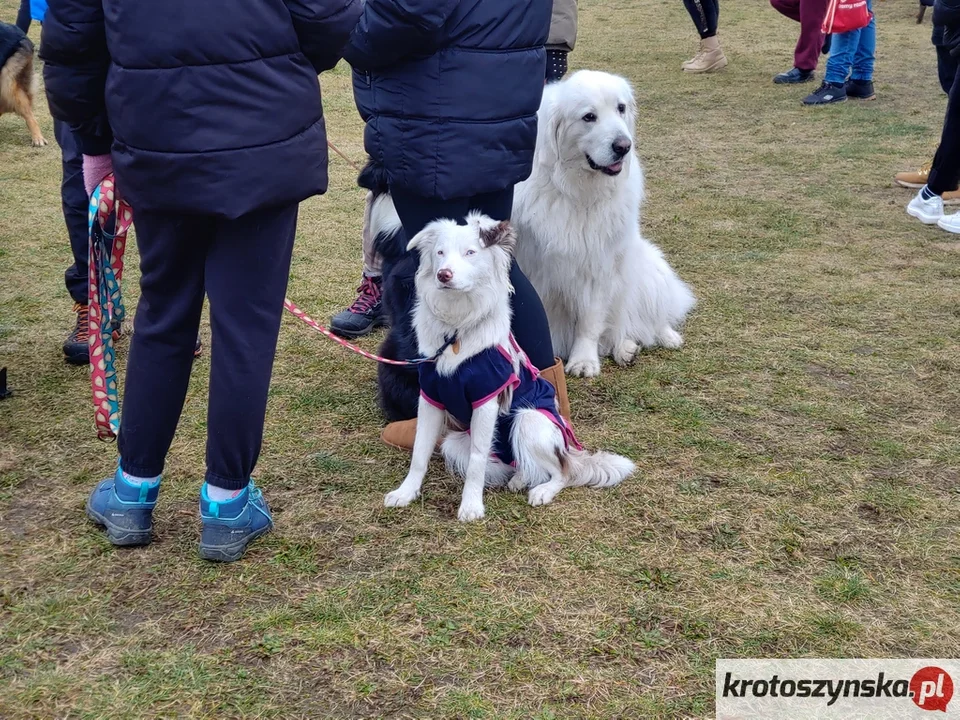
[117, 212, 211, 479]
[824, 28, 858, 84]
[203, 204, 298, 490]
[850, 0, 876, 81]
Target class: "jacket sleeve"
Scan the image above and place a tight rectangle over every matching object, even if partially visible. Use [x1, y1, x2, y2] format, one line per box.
[40, 0, 112, 155]
[285, 0, 363, 73]
[547, 0, 578, 53]
[342, 0, 460, 72]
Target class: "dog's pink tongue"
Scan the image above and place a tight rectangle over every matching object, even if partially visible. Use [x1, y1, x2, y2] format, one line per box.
[609, 162, 623, 172]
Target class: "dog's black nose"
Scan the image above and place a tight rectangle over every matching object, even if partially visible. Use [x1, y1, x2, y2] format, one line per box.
[437, 269, 453, 284]
[612, 138, 631, 158]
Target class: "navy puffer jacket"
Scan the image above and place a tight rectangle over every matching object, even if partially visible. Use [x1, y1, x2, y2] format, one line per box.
[41, 0, 360, 218]
[345, 0, 551, 201]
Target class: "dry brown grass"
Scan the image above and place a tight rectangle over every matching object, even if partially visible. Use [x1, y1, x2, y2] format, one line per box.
[2, 0, 960, 717]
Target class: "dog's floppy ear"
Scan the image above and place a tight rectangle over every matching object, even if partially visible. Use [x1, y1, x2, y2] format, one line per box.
[479, 220, 517, 256]
[534, 88, 563, 169]
[406, 226, 438, 253]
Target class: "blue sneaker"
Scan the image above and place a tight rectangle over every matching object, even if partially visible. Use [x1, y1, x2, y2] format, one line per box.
[199, 481, 273, 562]
[86, 468, 160, 546]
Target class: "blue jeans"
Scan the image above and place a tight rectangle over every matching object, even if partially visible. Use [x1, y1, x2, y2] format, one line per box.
[824, 0, 876, 84]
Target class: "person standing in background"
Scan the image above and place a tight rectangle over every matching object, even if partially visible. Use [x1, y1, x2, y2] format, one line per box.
[770, 0, 831, 84]
[894, 6, 960, 203]
[12, 0, 92, 364]
[682, 0, 728, 74]
[906, 0, 960, 234]
[329, 0, 578, 339]
[802, 0, 876, 104]
[344, 0, 563, 452]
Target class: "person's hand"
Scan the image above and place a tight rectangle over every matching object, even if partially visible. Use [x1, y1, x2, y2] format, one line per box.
[82, 154, 114, 197]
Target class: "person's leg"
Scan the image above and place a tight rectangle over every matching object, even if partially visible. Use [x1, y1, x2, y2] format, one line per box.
[391, 189, 470, 240]
[683, 0, 715, 38]
[15, 0, 31, 32]
[197, 204, 297, 561]
[331, 192, 385, 339]
[796, 0, 830, 71]
[682, 0, 727, 73]
[467, 187, 556, 371]
[824, 29, 857, 85]
[117, 213, 211, 478]
[937, 45, 960, 96]
[770, 0, 802, 23]
[55, 120, 96, 364]
[203, 204, 298, 493]
[849, 0, 876, 82]
[87, 211, 209, 546]
[928, 76, 960, 198]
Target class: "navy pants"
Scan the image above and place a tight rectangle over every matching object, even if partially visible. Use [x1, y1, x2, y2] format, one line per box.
[54, 120, 90, 305]
[118, 205, 298, 490]
[929, 51, 960, 196]
[938, 45, 959, 95]
[390, 186, 555, 371]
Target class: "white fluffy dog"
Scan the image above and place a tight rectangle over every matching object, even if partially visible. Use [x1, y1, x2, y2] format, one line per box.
[514, 70, 696, 378]
[384, 214, 635, 521]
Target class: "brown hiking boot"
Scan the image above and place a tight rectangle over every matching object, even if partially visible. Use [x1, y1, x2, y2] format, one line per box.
[683, 36, 728, 74]
[380, 358, 573, 451]
[63, 303, 90, 365]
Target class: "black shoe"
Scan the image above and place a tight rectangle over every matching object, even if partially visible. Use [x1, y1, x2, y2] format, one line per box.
[330, 275, 385, 339]
[845, 78, 876, 100]
[822, 34, 832, 55]
[802, 82, 847, 105]
[774, 67, 815, 84]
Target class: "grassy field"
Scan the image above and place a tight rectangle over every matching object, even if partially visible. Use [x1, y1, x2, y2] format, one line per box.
[2, 0, 960, 717]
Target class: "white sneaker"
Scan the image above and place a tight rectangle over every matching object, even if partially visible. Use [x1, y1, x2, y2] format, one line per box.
[907, 190, 944, 224]
[937, 212, 960, 234]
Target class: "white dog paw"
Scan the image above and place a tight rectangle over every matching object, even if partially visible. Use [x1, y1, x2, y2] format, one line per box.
[566, 355, 602, 378]
[613, 339, 639, 366]
[659, 328, 684, 349]
[384, 487, 419, 508]
[528, 483, 561, 507]
[457, 500, 485, 522]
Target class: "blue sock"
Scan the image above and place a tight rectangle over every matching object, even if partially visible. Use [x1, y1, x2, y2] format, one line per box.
[921, 185, 939, 201]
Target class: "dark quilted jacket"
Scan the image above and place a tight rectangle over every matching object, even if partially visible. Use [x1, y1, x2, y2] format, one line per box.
[41, 0, 360, 218]
[345, 0, 552, 201]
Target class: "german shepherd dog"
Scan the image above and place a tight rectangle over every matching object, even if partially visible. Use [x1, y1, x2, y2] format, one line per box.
[0, 24, 46, 147]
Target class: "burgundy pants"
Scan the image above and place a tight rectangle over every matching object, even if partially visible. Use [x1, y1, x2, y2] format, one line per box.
[770, 0, 831, 72]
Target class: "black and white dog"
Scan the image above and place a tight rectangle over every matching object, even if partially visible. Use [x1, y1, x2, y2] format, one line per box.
[356, 161, 421, 422]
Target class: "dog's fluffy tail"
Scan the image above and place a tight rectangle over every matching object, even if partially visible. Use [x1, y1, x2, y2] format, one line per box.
[566, 449, 635, 489]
